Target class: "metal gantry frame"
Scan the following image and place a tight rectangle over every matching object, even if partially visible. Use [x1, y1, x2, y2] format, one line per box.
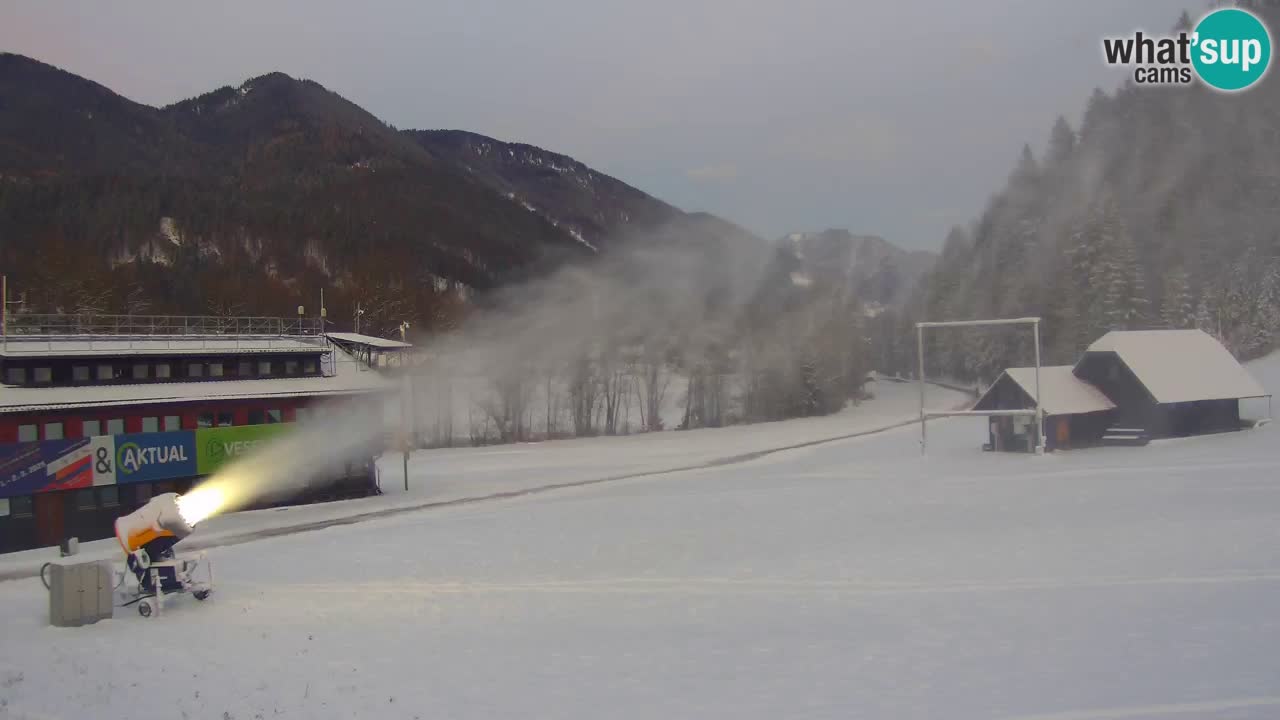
[916, 317, 1044, 455]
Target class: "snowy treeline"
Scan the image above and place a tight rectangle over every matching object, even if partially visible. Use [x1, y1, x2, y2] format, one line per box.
[900, 4, 1280, 384]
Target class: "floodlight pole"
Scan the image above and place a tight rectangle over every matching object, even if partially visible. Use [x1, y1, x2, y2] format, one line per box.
[917, 324, 926, 455]
[1033, 319, 1044, 455]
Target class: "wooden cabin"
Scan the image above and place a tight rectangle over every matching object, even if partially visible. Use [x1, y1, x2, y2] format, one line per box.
[974, 329, 1269, 452]
[972, 366, 1116, 452]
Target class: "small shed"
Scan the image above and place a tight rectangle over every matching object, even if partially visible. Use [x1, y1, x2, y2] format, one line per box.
[972, 366, 1117, 451]
[326, 332, 412, 369]
[1073, 329, 1268, 439]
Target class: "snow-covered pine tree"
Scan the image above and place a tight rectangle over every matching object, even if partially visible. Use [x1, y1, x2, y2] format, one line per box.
[1160, 268, 1195, 329]
[1046, 116, 1076, 169]
[1195, 295, 1218, 338]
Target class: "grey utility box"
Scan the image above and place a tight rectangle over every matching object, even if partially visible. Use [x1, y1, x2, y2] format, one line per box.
[48, 560, 114, 627]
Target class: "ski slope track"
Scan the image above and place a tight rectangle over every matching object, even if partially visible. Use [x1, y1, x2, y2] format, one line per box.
[2, 360, 1280, 720]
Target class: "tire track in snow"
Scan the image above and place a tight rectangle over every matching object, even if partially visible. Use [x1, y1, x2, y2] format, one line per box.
[995, 695, 1280, 719]
[223, 571, 1280, 598]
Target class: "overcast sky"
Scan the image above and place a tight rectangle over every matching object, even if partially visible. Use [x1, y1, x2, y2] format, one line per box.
[2, 1, 1185, 248]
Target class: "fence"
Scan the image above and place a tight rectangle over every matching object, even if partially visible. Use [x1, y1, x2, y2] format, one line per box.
[3, 314, 324, 337]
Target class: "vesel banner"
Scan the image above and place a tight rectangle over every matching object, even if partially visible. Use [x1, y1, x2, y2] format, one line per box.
[114, 432, 197, 485]
[196, 424, 293, 475]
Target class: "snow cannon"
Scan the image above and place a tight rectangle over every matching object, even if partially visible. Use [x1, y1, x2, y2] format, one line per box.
[114, 493, 213, 617]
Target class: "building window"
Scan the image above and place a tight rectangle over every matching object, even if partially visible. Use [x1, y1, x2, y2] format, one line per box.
[34, 367, 52, 384]
[132, 363, 149, 380]
[82, 419, 102, 437]
[18, 424, 37, 442]
[164, 415, 181, 431]
[248, 409, 265, 425]
[258, 360, 273, 376]
[285, 360, 299, 375]
[97, 364, 114, 381]
[198, 413, 215, 429]
[134, 484, 152, 504]
[217, 412, 234, 427]
[188, 363, 204, 378]
[303, 359, 318, 375]
[75, 489, 96, 511]
[10, 495, 33, 517]
[6, 367, 26, 384]
[107, 418, 124, 435]
[156, 363, 171, 379]
[267, 409, 284, 424]
[141, 417, 159, 433]
[239, 360, 253, 376]
[99, 486, 119, 507]
[209, 362, 224, 378]
[73, 366, 90, 382]
[44, 422, 64, 441]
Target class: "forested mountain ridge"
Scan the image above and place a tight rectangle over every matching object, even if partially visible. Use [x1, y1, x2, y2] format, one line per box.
[0, 54, 753, 336]
[904, 3, 1280, 383]
[408, 130, 682, 251]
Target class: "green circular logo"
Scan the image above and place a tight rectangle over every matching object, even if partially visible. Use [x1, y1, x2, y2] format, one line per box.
[1193, 8, 1271, 91]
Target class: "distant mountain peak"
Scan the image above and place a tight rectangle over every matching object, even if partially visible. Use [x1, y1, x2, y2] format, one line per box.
[778, 229, 936, 307]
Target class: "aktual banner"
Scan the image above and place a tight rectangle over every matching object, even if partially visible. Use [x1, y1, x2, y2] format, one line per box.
[113, 432, 197, 485]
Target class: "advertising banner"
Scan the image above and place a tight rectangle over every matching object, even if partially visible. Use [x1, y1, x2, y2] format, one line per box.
[0, 439, 93, 497]
[113, 431, 197, 485]
[196, 424, 292, 475]
[91, 435, 117, 486]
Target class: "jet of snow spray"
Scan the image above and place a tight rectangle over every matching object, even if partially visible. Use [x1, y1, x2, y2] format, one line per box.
[177, 221, 772, 524]
[176, 396, 388, 526]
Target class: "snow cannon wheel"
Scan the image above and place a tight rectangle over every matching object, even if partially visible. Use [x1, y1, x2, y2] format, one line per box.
[194, 589, 211, 601]
[138, 599, 155, 618]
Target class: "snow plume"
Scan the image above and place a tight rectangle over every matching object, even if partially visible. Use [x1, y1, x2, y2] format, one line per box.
[181, 219, 772, 520]
[415, 220, 774, 430]
[178, 397, 387, 523]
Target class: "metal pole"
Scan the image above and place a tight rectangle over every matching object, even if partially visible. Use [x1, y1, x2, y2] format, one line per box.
[917, 324, 926, 455]
[402, 370, 413, 492]
[2, 274, 7, 351]
[1033, 320, 1045, 454]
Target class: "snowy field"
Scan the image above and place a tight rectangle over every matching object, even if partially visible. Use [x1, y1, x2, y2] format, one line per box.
[2, 359, 1279, 719]
[0, 377, 965, 580]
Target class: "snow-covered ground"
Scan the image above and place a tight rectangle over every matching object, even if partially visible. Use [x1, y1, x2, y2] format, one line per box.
[0, 378, 965, 580]
[2, 359, 1279, 719]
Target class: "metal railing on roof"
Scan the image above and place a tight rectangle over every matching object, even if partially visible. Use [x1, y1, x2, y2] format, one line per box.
[3, 314, 324, 337]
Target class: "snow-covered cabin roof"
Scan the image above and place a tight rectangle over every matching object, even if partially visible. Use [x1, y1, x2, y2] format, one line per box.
[0, 336, 325, 358]
[1081, 329, 1268, 403]
[976, 366, 1116, 416]
[0, 348, 393, 414]
[325, 332, 412, 349]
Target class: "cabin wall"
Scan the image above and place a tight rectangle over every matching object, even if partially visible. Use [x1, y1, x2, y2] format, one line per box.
[1074, 353, 1158, 429]
[1153, 399, 1241, 437]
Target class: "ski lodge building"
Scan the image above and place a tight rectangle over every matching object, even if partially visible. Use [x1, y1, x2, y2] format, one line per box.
[974, 329, 1269, 452]
[0, 315, 398, 553]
